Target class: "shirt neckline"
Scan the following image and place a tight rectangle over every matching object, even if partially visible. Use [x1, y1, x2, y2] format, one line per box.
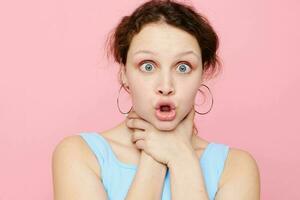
[93, 132, 213, 170]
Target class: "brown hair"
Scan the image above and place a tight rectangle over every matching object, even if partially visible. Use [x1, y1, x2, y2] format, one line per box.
[105, 0, 222, 83]
[105, 0, 222, 134]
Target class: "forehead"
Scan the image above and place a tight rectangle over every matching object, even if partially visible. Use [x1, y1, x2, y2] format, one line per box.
[127, 23, 201, 59]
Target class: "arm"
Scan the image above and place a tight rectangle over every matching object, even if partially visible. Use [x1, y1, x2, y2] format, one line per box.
[168, 144, 209, 200]
[168, 145, 261, 200]
[215, 149, 260, 200]
[52, 136, 108, 200]
[125, 150, 167, 200]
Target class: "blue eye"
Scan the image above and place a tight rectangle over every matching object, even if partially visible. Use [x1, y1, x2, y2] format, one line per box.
[140, 62, 155, 72]
[139, 61, 192, 73]
[176, 63, 191, 73]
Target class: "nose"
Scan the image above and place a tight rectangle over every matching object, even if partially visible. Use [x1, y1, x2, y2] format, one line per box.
[156, 73, 175, 96]
[157, 88, 174, 95]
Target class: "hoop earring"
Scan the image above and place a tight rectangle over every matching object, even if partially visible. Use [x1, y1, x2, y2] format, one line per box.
[194, 84, 214, 115]
[117, 84, 213, 115]
[117, 84, 132, 115]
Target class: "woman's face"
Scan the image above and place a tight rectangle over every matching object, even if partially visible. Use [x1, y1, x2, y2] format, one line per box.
[121, 22, 203, 131]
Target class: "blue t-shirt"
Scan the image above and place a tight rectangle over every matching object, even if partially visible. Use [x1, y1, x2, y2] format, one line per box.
[79, 132, 229, 200]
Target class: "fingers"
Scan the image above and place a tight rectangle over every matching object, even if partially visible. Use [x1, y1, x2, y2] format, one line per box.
[131, 130, 145, 143]
[126, 118, 149, 131]
[126, 110, 141, 120]
[135, 139, 146, 150]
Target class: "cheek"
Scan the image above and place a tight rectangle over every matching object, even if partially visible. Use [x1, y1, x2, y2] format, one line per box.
[127, 76, 143, 94]
[129, 84, 152, 109]
[129, 82, 150, 98]
[184, 92, 197, 104]
[180, 82, 198, 97]
[177, 86, 199, 109]
[128, 75, 153, 96]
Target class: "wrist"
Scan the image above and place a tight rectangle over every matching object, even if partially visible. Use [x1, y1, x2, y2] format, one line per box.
[140, 150, 167, 171]
[167, 142, 198, 169]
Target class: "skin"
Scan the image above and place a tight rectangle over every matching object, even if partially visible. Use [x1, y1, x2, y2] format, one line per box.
[125, 107, 211, 199]
[120, 21, 210, 199]
[52, 21, 260, 200]
[121, 22, 203, 133]
[120, 21, 260, 199]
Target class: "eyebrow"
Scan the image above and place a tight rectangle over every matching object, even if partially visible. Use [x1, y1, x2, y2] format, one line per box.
[133, 50, 201, 61]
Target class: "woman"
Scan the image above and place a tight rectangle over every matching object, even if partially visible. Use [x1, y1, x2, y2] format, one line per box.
[52, 0, 260, 199]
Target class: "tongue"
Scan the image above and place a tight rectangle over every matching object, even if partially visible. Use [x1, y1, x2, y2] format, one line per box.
[161, 106, 171, 112]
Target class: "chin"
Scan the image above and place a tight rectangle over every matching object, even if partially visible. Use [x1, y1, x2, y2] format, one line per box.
[152, 119, 178, 132]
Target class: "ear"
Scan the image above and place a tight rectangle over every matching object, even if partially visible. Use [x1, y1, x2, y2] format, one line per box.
[120, 66, 130, 91]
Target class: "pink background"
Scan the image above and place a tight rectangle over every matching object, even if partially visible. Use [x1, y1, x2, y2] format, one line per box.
[0, 0, 299, 199]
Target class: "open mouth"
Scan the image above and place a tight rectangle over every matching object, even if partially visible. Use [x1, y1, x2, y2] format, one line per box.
[160, 105, 172, 112]
[155, 104, 176, 121]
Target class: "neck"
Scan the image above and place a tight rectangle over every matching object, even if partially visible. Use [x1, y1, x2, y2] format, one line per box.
[117, 119, 204, 150]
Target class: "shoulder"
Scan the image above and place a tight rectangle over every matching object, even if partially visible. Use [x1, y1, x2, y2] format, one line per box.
[52, 135, 109, 199]
[52, 135, 101, 178]
[52, 135, 86, 160]
[216, 147, 261, 199]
